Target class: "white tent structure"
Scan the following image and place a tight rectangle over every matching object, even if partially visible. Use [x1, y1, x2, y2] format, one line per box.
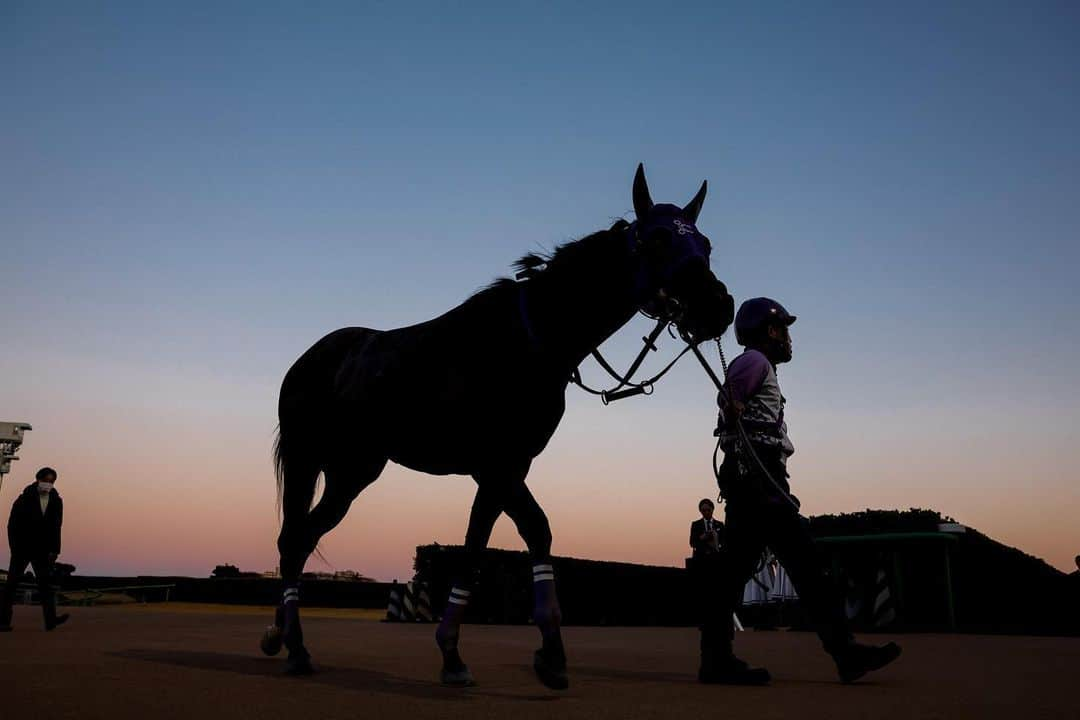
[742, 552, 799, 606]
[768, 562, 799, 602]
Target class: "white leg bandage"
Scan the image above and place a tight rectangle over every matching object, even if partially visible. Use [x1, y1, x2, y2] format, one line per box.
[447, 586, 471, 606]
[533, 563, 555, 583]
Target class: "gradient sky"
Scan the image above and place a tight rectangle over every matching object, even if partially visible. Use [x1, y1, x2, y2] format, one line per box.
[2, 2, 1078, 579]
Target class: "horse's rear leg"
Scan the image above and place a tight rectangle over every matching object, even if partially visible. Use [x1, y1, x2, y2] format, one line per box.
[269, 451, 320, 674]
[503, 482, 567, 690]
[271, 454, 386, 675]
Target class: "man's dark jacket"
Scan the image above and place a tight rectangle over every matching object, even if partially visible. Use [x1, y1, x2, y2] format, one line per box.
[7, 483, 63, 557]
[689, 517, 725, 557]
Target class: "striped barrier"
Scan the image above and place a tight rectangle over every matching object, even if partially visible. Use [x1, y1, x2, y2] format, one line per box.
[873, 564, 896, 628]
[385, 579, 433, 622]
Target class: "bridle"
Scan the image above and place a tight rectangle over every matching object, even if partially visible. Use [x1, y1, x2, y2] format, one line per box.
[568, 217, 714, 405]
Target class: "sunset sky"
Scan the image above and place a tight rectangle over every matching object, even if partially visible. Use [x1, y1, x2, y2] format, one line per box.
[3, 2, 1078, 579]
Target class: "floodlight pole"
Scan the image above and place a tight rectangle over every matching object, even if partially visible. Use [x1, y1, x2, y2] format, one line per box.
[0, 421, 33, 495]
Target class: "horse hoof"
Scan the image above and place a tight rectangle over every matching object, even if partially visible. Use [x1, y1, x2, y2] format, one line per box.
[260, 625, 283, 656]
[533, 649, 569, 690]
[285, 650, 314, 676]
[440, 666, 476, 687]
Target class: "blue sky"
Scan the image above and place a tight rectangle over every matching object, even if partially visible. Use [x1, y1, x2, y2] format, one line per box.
[2, 2, 1078, 576]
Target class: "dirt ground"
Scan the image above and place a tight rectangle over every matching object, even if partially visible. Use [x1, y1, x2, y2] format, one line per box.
[1, 604, 1076, 719]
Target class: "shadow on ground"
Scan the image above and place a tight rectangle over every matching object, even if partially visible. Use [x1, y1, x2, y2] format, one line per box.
[548, 664, 691, 684]
[111, 649, 563, 703]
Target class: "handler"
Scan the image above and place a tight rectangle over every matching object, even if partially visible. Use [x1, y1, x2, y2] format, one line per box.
[699, 298, 900, 684]
[1, 467, 69, 632]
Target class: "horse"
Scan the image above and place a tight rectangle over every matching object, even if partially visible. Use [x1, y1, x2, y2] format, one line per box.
[260, 164, 735, 688]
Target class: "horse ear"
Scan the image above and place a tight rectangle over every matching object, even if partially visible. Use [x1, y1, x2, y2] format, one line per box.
[683, 180, 707, 223]
[633, 163, 654, 220]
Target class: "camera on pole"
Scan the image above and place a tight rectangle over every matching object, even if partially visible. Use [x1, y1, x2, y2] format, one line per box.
[0, 421, 33, 491]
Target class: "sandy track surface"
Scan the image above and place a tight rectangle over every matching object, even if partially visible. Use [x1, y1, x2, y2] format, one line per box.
[2, 605, 1075, 719]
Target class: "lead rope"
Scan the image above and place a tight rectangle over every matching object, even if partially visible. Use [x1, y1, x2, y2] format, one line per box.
[713, 340, 731, 504]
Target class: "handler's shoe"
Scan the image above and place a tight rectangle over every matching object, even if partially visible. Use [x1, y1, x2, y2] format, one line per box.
[699, 656, 771, 685]
[45, 614, 69, 631]
[833, 641, 901, 684]
[0, 623, 11, 632]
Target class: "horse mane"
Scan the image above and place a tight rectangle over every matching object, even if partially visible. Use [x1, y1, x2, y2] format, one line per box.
[476, 218, 632, 296]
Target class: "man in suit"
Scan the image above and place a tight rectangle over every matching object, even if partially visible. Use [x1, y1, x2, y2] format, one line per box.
[690, 498, 724, 558]
[1, 467, 69, 631]
[689, 498, 725, 639]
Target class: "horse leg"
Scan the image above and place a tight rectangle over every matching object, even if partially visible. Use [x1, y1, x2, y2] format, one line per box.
[435, 473, 516, 686]
[309, 457, 387, 543]
[269, 438, 321, 671]
[272, 453, 386, 675]
[502, 482, 568, 690]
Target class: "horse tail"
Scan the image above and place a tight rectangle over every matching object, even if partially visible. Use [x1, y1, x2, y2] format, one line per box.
[273, 423, 300, 517]
[274, 354, 329, 533]
[274, 327, 373, 534]
[274, 416, 321, 528]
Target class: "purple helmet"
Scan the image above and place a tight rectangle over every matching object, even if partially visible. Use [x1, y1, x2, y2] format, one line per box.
[734, 297, 796, 346]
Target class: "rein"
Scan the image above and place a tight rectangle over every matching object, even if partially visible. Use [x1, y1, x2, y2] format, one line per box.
[569, 320, 801, 512]
[569, 316, 692, 405]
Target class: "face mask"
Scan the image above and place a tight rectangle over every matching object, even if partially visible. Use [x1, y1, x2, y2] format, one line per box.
[38, 481, 54, 493]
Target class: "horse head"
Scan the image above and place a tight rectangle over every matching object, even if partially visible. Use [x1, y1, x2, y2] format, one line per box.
[630, 164, 734, 342]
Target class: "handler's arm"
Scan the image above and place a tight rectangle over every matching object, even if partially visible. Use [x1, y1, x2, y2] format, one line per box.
[51, 497, 63, 557]
[7, 498, 20, 553]
[723, 352, 769, 406]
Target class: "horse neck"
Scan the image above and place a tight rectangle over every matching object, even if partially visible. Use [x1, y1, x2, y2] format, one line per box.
[528, 234, 645, 370]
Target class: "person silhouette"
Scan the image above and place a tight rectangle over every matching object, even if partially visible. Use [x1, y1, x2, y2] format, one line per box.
[1, 467, 69, 632]
[690, 498, 724, 558]
[700, 298, 899, 685]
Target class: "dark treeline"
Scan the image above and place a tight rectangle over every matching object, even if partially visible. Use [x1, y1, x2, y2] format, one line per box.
[56, 576, 393, 608]
[42, 509, 1077, 635]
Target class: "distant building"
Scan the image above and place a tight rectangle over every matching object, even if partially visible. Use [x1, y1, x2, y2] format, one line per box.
[211, 564, 242, 578]
[333, 570, 376, 582]
[299, 570, 375, 582]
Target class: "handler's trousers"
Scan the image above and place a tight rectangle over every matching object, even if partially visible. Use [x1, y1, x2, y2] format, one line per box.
[1, 554, 59, 627]
[700, 479, 853, 660]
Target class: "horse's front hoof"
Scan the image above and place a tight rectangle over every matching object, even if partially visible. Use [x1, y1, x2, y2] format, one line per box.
[285, 649, 314, 676]
[260, 625, 283, 656]
[438, 645, 475, 686]
[533, 648, 569, 690]
[440, 665, 476, 687]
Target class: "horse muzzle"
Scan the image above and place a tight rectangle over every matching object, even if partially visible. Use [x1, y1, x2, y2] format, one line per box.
[676, 285, 734, 342]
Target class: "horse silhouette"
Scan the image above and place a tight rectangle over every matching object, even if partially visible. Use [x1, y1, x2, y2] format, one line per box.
[262, 164, 735, 687]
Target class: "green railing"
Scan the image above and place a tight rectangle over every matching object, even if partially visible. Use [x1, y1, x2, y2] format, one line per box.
[12, 582, 176, 606]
